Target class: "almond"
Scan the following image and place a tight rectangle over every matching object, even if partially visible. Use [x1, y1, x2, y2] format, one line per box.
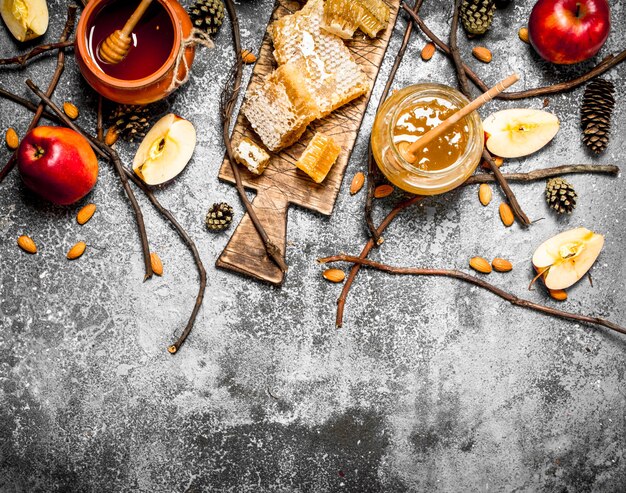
[421, 42, 435, 61]
[469, 256, 492, 274]
[350, 172, 365, 195]
[499, 203, 514, 227]
[494, 156, 504, 167]
[241, 49, 257, 64]
[17, 235, 37, 254]
[518, 27, 529, 44]
[323, 268, 346, 283]
[549, 289, 568, 301]
[374, 184, 394, 198]
[63, 102, 79, 120]
[478, 184, 492, 206]
[150, 252, 163, 276]
[105, 126, 119, 146]
[67, 241, 86, 260]
[492, 258, 513, 272]
[76, 203, 96, 225]
[472, 46, 492, 63]
[5, 128, 19, 150]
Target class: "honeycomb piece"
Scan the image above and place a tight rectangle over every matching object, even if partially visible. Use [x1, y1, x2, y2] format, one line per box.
[233, 137, 271, 175]
[356, 0, 390, 38]
[241, 60, 318, 152]
[269, 0, 370, 118]
[322, 0, 361, 39]
[322, 0, 390, 39]
[295, 132, 341, 183]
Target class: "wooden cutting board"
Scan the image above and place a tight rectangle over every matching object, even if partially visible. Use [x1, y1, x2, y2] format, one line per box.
[217, 0, 400, 285]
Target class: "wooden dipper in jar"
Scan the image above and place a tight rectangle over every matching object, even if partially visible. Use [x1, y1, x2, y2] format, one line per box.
[98, 0, 154, 64]
[400, 73, 520, 164]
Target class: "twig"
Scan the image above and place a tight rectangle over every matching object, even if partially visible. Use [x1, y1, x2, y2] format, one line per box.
[449, 0, 471, 98]
[465, 165, 620, 185]
[401, 3, 626, 101]
[448, 2, 531, 227]
[0, 87, 61, 123]
[0, 40, 75, 67]
[26, 79, 154, 281]
[220, 0, 288, 272]
[320, 255, 626, 336]
[25, 81, 206, 354]
[0, 5, 76, 185]
[364, 0, 424, 243]
[336, 195, 423, 327]
[482, 150, 531, 226]
[97, 96, 104, 142]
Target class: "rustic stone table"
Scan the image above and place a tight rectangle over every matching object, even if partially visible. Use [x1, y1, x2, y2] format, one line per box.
[1, 0, 624, 491]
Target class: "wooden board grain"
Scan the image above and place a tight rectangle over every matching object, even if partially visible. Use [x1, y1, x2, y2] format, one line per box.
[217, 0, 400, 285]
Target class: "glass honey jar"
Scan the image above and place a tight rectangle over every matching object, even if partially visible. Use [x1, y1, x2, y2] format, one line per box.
[371, 83, 484, 195]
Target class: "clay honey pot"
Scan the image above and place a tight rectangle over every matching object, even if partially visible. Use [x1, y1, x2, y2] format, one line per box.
[75, 0, 195, 105]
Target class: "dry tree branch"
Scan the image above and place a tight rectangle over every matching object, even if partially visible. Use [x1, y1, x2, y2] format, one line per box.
[321, 255, 626, 336]
[0, 40, 75, 67]
[26, 80, 154, 280]
[364, 0, 425, 244]
[401, 3, 626, 101]
[465, 165, 619, 185]
[449, 1, 530, 227]
[220, 0, 288, 272]
[0, 87, 61, 123]
[0, 5, 77, 184]
[25, 81, 206, 354]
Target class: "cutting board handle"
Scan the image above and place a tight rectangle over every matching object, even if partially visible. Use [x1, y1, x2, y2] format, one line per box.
[216, 188, 289, 285]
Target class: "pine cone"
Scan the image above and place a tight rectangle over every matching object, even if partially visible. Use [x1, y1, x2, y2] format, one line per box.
[108, 102, 168, 142]
[581, 78, 615, 154]
[189, 0, 225, 36]
[545, 177, 577, 214]
[461, 0, 496, 35]
[205, 202, 234, 232]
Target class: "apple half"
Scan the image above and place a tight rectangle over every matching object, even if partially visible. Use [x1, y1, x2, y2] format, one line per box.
[132, 114, 196, 186]
[1, 0, 49, 42]
[483, 109, 559, 158]
[532, 227, 604, 290]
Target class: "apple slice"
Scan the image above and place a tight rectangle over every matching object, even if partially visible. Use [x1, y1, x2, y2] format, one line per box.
[1, 0, 49, 42]
[132, 114, 196, 186]
[483, 109, 559, 158]
[532, 227, 604, 290]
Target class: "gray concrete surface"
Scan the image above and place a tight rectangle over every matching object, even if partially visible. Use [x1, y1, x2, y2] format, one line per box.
[1, 0, 625, 491]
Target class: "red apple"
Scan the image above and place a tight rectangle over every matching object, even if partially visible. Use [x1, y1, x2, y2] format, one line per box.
[17, 127, 98, 206]
[528, 0, 610, 65]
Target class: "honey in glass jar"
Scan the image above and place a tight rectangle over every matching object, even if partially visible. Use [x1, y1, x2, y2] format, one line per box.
[371, 83, 483, 195]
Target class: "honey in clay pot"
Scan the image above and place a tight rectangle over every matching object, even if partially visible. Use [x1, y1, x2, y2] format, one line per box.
[371, 83, 484, 196]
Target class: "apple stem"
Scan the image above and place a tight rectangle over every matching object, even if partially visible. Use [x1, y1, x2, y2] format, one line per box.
[528, 265, 552, 291]
[575, 2, 582, 18]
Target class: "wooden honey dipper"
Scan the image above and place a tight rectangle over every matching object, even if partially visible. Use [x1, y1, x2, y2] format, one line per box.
[400, 73, 520, 164]
[99, 0, 154, 64]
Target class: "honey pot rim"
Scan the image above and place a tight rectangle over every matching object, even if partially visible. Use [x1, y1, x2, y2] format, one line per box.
[386, 83, 482, 177]
[75, 0, 181, 89]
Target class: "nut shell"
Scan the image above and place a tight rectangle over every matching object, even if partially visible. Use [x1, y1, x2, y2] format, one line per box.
[76, 203, 97, 225]
[374, 184, 394, 198]
[323, 268, 346, 283]
[421, 43, 435, 61]
[469, 256, 492, 274]
[499, 203, 514, 227]
[350, 172, 365, 195]
[478, 184, 492, 206]
[492, 258, 513, 272]
[63, 102, 79, 120]
[150, 252, 163, 276]
[5, 128, 19, 150]
[472, 46, 492, 63]
[67, 241, 86, 260]
[17, 235, 37, 254]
